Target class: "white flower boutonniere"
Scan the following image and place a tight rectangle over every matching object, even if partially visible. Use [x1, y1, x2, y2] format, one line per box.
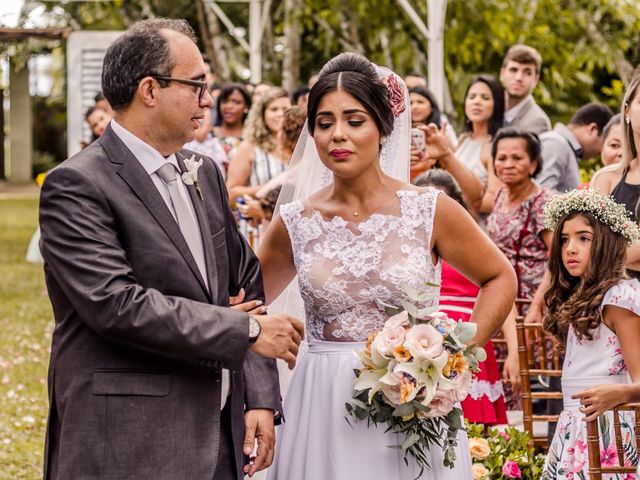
[182, 155, 204, 200]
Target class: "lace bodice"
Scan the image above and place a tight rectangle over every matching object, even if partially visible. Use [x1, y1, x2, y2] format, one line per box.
[280, 188, 442, 342]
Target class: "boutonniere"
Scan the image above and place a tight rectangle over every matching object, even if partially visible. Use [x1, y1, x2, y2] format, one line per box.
[182, 155, 204, 200]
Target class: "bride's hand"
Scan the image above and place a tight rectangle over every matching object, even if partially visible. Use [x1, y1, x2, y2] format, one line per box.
[230, 288, 267, 315]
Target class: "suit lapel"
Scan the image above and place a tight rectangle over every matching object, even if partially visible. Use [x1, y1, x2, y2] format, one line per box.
[99, 126, 210, 299]
[177, 152, 220, 299]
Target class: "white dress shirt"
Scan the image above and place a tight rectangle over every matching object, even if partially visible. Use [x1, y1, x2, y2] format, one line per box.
[110, 120, 231, 408]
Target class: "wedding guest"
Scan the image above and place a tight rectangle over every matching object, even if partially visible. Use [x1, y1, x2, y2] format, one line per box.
[292, 86, 310, 111]
[536, 102, 613, 193]
[486, 128, 552, 409]
[238, 106, 307, 227]
[227, 87, 291, 204]
[414, 169, 510, 425]
[500, 44, 551, 134]
[457, 75, 506, 214]
[600, 113, 623, 167]
[404, 72, 427, 90]
[94, 91, 113, 115]
[413, 123, 485, 214]
[213, 83, 252, 163]
[592, 74, 640, 278]
[409, 87, 456, 139]
[85, 105, 113, 142]
[252, 81, 274, 102]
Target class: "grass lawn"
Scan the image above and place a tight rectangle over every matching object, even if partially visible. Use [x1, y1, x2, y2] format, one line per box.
[0, 198, 51, 479]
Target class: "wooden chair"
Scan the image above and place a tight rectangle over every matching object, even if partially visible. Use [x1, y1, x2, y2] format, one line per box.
[586, 403, 640, 479]
[515, 315, 563, 451]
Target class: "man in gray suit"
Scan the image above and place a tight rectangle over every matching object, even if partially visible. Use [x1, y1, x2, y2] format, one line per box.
[500, 44, 551, 135]
[39, 19, 303, 480]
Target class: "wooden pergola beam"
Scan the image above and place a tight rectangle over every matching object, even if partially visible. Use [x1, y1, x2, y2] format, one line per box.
[0, 28, 72, 42]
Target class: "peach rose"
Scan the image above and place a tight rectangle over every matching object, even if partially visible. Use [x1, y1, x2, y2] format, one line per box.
[469, 437, 491, 460]
[372, 326, 406, 359]
[472, 463, 489, 480]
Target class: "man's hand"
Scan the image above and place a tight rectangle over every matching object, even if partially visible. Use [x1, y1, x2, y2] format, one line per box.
[249, 314, 304, 369]
[243, 409, 276, 477]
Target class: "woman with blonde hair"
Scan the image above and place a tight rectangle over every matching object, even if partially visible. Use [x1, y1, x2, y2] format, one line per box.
[592, 73, 640, 276]
[226, 87, 291, 204]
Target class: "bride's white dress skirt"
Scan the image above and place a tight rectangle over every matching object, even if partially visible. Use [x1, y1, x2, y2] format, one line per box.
[266, 340, 472, 480]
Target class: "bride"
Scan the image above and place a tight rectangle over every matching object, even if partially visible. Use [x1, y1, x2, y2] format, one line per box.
[257, 53, 516, 479]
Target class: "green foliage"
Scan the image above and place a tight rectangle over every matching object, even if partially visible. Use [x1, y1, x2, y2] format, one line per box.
[445, 0, 640, 125]
[32, 96, 67, 167]
[467, 422, 545, 479]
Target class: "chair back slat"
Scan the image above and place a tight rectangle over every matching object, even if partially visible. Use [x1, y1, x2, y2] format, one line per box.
[515, 315, 562, 453]
[586, 403, 640, 477]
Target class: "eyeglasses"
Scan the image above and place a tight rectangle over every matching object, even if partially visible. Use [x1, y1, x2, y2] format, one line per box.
[151, 75, 209, 104]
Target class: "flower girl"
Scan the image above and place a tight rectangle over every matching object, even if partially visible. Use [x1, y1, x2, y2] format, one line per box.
[541, 189, 640, 478]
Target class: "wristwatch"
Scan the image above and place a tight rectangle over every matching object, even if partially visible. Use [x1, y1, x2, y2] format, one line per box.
[248, 316, 261, 343]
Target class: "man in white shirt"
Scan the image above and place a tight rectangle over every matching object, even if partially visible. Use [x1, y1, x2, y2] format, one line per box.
[500, 44, 551, 135]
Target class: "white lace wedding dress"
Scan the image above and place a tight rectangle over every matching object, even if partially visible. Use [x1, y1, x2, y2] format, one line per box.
[266, 187, 472, 480]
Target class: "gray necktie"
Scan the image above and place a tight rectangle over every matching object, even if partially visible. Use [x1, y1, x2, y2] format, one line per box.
[156, 162, 208, 289]
[157, 162, 230, 409]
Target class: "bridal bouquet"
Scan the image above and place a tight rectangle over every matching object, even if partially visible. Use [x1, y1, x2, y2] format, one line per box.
[346, 287, 486, 475]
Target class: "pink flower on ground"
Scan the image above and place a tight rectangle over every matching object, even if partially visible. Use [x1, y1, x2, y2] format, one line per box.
[600, 444, 619, 466]
[498, 431, 510, 441]
[502, 460, 521, 478]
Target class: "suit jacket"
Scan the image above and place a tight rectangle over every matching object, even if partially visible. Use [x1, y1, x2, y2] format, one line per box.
[39, 125, 281, 480]
[505, 96, 551, 135]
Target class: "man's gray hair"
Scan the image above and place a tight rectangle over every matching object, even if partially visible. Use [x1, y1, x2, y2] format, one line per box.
[102, 18, 198, 111]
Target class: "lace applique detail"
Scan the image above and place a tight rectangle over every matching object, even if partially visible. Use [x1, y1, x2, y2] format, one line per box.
[469, 378, 505, 402]
[281, 189, 442, 342]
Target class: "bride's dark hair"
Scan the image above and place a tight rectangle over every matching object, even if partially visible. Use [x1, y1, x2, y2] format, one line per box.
[307, 53, 394, 137]
[543, 211, 627, 344]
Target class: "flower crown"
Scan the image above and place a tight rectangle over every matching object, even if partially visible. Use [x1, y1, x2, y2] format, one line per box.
[543, 188, 640, 244]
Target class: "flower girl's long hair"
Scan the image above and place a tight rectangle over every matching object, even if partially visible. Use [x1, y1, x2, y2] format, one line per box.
[543, 212, 627, 344]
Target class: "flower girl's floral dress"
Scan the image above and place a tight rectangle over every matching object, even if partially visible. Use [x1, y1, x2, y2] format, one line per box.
[542, 279, 640, 479]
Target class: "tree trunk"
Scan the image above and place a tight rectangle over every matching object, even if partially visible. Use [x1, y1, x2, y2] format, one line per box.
[198, 0, 231, 81]
[282, 0, 301, 92]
